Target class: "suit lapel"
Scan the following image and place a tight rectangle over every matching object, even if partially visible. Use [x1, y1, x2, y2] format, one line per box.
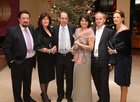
[56, 25, 59, 47]
[67, 24, 73, 44]
[17, 25, 27, 49]
[99, 26, 107, 44]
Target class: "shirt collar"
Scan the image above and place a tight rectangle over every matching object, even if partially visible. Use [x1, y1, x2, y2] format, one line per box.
[96, 25, 105, 30]
[60, 24, 68, 29]
[19, 24, 29, 31]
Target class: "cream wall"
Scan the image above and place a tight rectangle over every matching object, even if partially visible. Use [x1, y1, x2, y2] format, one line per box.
[20, 0, 39, 27]
[20, 0, 51, 27]
[117, 0, 130, 28]
[38, 0, 49, 15]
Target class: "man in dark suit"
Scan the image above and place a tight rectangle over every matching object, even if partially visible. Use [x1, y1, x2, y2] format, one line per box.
[3, 10, 36, 102]
[53, 11, 76, 102]
[91, 11, 114, 102]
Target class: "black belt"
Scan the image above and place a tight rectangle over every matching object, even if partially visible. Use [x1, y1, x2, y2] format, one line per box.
[58, 52, 70, 56]
[94, 57, 98, 60]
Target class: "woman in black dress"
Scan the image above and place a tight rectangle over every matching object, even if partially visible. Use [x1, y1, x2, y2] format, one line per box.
[35, 12, 56, 102]
[108, 10, 132, 102]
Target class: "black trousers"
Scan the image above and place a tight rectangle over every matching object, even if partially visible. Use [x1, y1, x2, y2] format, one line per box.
[10, 58, 34, 102]
[56, 53, 74, 99]
[91, 59, 110, 102]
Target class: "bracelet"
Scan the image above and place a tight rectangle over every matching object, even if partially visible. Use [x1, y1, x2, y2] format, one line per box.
[113, 49, 117, 54]
[10, 60, 14, 64]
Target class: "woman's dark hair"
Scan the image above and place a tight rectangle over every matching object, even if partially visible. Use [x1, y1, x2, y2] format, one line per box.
[78, 13, 91, 28]
[18, 10, 30, 18]
[38, 12, 52, 28]
[114, 10, 125, 24]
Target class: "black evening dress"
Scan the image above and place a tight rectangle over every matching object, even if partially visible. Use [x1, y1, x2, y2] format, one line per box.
[35, 27, 55, 83]
[112, 30, 132, 86]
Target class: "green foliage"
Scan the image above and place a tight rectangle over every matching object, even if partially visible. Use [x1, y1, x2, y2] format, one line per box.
[49, 0, 93, 25]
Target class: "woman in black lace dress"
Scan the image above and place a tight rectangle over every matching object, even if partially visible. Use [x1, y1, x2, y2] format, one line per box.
[35, 12, 56, 102]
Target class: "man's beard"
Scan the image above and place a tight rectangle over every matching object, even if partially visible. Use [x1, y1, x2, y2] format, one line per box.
[22, 23, 29, 28]
[22, 24, 28, 28]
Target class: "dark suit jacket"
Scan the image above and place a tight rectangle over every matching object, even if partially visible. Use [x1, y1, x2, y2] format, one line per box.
[3, 25, 36, 68]
[52, 24, 76, 54]
[91, 26, 115, 67]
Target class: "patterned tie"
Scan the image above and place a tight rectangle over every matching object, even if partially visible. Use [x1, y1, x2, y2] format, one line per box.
[61, 27, 65, 50]
[59, 27, 65, 53]
[24, 28, 32, 50]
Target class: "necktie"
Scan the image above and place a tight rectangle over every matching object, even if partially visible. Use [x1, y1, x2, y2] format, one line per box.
[61, 27, 65, 50]
[24, 28, 32, 50]
[59, 27, 65, 53]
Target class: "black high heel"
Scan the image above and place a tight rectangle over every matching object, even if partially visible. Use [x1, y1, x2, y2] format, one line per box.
[40, 93, 43, 100]
[40, 92, 51, 102]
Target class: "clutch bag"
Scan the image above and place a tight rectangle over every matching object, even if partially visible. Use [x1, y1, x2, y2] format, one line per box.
[107, 40, 114, 49]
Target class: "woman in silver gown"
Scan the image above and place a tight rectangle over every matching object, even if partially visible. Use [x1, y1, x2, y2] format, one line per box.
[71, 13, 95, 102]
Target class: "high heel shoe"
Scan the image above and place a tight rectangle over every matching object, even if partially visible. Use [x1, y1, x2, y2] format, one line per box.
[41, 93, 43, 100]
[40, 93, 51, 102]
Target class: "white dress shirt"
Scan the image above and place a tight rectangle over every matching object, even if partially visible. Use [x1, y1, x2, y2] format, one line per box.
[20, 25, 35, 58]
[94, 25, 105, 57]
[58, 25, 71, 54]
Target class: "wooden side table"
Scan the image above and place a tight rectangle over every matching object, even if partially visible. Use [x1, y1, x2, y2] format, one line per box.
[132, 35, 140, 48]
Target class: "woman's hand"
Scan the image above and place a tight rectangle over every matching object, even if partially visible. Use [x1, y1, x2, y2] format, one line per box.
[74, 40, 84, 49]
[50, 46, 57, 54]
[74, 40, 80, 45]
[108, 47, 117, 55]
[70, 47, 75, 55]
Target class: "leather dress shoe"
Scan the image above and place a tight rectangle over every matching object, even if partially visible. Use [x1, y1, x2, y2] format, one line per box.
[30, 98, 36, 102]
[41, 93, 51, 102]
[67, 98, 73, 102]
[97, 100, 100, 102]
[24, 97, 36, 102]
[56, 97, 63, 102]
